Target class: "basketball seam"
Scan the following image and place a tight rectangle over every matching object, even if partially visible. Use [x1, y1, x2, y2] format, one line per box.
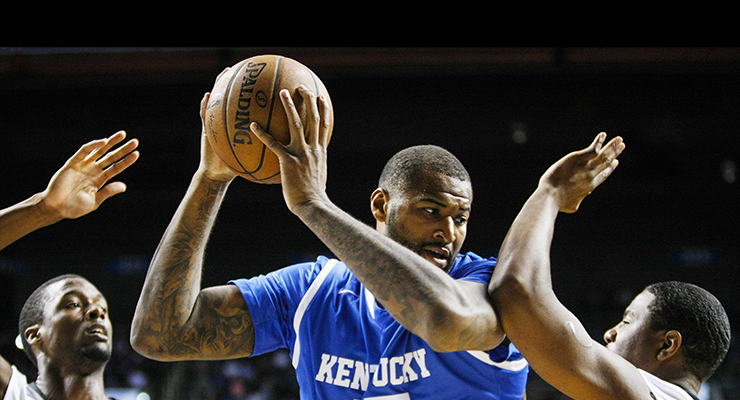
[223, 60, 258, 179]
[236, 56, 283, 182]
[256, 56, 285, 182]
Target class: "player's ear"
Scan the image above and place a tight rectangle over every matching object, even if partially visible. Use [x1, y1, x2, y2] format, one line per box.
[656, 330, 682, 361]
[24, 325, 41, 347]
[371, 188, 389, 223]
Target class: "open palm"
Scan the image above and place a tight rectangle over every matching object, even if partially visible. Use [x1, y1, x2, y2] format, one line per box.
[43, 131, 139, 219]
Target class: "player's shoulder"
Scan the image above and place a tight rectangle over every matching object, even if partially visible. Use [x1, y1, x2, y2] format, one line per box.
[308, 256, 357, 288]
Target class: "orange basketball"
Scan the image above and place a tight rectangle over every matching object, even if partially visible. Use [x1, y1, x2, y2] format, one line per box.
[204, 54, 334, 184]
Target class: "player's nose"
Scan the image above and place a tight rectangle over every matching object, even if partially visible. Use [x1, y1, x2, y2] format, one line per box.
[433, 216, 456, 243]
[603, 327, 616, 344]
[85, 304, 106, 321]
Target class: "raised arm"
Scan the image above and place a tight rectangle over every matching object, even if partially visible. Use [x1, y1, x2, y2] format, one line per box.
[489, 133, 652, 400]
[249, 86, 502, 352]
[1, 131, 138, 397]
[130, 94, 255, 361]
[0, 131, 139, 251]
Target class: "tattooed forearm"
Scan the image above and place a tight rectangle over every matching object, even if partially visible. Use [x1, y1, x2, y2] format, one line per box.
[131, 173, 255, 360]
[301, 200, 436, 311]
[296, 199, 501, 352]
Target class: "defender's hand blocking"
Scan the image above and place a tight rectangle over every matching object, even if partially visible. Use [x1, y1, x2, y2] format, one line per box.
[539, 132, 625, 213]
[249, 85, 332, 215]
[43, 131, 139, 219]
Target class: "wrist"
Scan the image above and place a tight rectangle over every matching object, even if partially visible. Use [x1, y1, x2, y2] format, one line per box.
[532, 185, 561, 211]
[293, 195, 334, 224]
[195, 168, 234, 189]
[35, 191, 66, 225]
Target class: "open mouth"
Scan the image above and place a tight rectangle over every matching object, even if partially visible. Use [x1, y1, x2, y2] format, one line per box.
[86, 324, 109, 341]
[423, 246, 450, 268]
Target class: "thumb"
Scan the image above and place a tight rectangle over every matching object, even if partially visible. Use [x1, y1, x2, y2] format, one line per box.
[95, 182, 127, 207]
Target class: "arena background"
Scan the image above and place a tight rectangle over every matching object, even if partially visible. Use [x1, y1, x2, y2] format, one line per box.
[0, 47, 737, 400]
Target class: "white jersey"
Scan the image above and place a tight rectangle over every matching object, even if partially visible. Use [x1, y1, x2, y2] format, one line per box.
[2, 367, 44, 400]
[639, 370, 700, 400]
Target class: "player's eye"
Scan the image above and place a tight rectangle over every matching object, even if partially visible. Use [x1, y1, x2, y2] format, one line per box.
[420, 207, 441, 218]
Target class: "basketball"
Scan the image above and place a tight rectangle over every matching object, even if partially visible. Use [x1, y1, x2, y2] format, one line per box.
[204, 54, 334, 184]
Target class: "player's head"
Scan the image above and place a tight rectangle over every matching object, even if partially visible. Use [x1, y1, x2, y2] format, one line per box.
[645, 281, 730, 381]
[372, 145, 472, 272]
[604, 281, 730, 383]
[19, 274, 113, 372]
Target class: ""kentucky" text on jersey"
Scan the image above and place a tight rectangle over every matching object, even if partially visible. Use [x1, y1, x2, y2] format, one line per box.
[315, 349, 431, 391]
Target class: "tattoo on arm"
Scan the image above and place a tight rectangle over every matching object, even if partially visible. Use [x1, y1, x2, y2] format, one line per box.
[147, 287, 255, 359]
[134, 177, 255, 360]
[299, 201, 501, 351]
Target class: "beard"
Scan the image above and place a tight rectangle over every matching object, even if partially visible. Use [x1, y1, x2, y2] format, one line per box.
[76, 344, 112, 372]
[385, 214, 455, 273]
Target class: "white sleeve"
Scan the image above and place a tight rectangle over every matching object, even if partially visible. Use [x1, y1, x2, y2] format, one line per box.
[2, 366, 29, 400]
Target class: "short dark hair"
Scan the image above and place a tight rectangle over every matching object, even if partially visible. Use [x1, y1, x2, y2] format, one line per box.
[645, 281, 731, 381]
[378, 145, 471, 197]
[18, 274, 85, 366]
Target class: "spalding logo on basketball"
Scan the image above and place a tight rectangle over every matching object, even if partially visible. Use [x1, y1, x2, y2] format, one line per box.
[205, 54, 334, 184]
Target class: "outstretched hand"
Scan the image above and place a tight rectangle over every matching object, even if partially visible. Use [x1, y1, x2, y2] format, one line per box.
[539, 132, 625, 213]
[42, 131, 140, 219]
[249, 85, 332, 215]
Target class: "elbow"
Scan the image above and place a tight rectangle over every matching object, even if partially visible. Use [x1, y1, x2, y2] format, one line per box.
[420, 307, 504, 353]
[422, 319, 459, 352]
[129, 326, 171, 362]
[426, 339, 457, 353]
[129, 330, 155, 360]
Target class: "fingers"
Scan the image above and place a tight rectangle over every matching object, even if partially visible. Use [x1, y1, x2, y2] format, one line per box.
[72, 137, 109, 163]
[85, 130, 128, 162]
[595, 137, 625, 184]
[95, 181, 128, 206]
[72, 130, 137, 167]
[250, 121, 283, 156]
[300, 86, 321, 146]
[102, 150, 140, 182]
[581, 133, 625, 192]
[588, 131, 607, 153]
[251, 85, 323, 157]
[200, 92, 210, 126]
[215, 67, 231, 83]
[68, 131, 141, 187]
[281, 87, 311, 147]
[98, 137, 140, 170]
[590, 135, 624, 172]
[317, 95, 331, 148]
[249, 89, 296, 157]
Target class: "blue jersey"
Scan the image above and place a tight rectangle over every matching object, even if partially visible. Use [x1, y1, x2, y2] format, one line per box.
[230, 252, 529, 400]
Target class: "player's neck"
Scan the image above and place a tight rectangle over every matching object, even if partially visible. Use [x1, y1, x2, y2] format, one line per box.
[658, 372, 701, 398]
[34, 368, 107, 400]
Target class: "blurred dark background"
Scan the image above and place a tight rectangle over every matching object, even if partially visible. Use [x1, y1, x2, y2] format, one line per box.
[0, 47, 737, 400]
